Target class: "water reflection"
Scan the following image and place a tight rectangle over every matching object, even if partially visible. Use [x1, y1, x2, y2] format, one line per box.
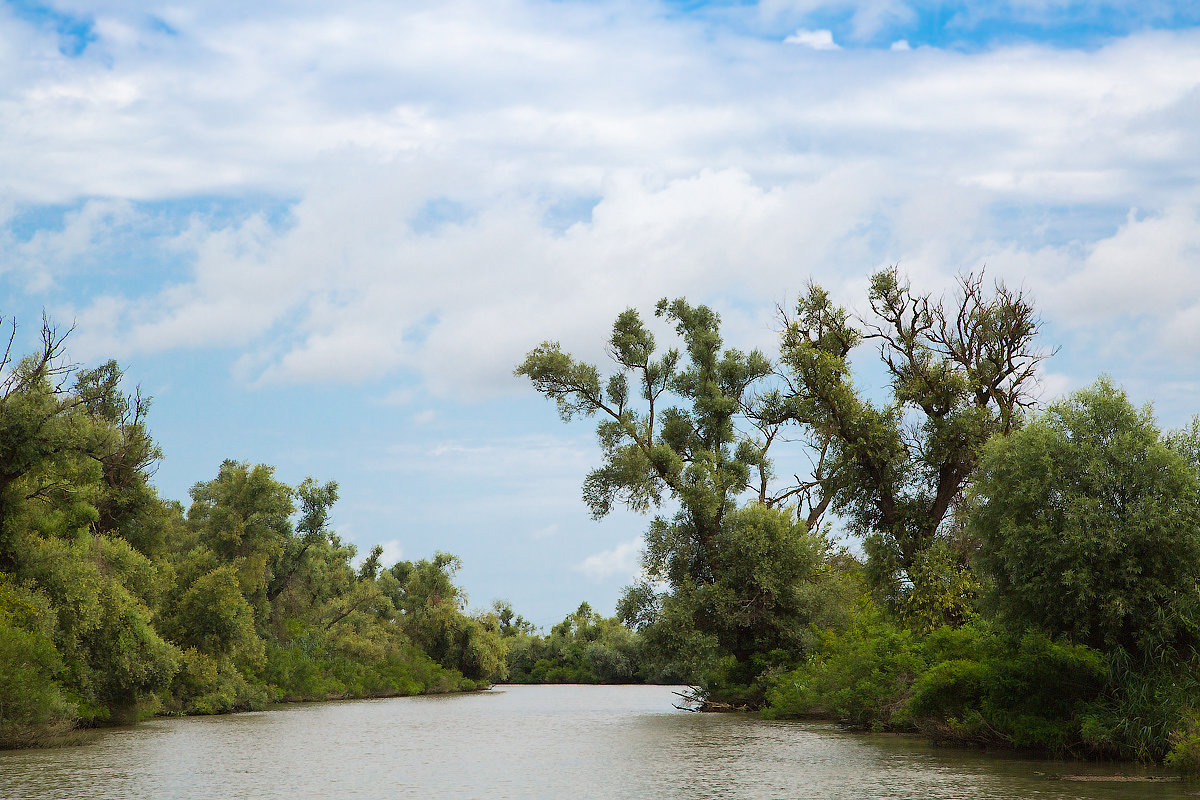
[0, 685, 1193, 800]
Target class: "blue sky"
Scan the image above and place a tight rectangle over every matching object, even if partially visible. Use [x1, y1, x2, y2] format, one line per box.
[3, 0, 1199, 627]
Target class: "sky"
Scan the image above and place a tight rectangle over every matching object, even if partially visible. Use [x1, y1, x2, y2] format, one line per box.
[2, 0, 1199, 628]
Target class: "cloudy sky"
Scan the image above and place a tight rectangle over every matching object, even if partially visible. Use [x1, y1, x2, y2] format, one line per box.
[3, 0, 1199, 626]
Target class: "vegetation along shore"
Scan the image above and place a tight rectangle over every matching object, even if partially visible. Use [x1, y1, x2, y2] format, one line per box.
[4, 268, 1200, 775]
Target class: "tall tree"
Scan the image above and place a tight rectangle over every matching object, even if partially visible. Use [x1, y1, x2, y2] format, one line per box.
[186, 461, 296, 631]
[266, 477, 339, 602]
[517, 299, 775, 552]
[518, 299, 843, 699]
[0, 317, 88, 555]
[72, 360, 162, 547]
[775, 268, 1048, 618]
[0, 317, 181, 727]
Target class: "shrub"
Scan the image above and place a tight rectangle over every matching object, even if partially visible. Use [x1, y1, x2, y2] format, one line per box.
[906, 631, 1107, 754]
[764, 608, 923, 728]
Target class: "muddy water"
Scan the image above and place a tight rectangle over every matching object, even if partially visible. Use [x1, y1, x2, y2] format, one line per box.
[1, 684, 1193, 799]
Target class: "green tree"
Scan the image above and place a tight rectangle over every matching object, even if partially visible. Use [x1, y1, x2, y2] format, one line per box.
[775, 269, 1047, 619]
[492, 600, 536, 637]
[518, 299, 846, 700]
[0, 316, 496, 730]
[0, 319, 181, 727]
[166, 565, 264, 663]
[388, 553, 506, 682]
[187, 461, 296, 630]
[970, 378, 1200, 658]
[266, 477, 339, 603]
[0, 575, 76, 746]
[72, 361, 163, 549]
[0, 318, 93, 563]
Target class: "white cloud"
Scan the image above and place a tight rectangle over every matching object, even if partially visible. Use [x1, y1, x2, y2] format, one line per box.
[1, 199, 138, 291]
[784, 28, 840, 49]
[531, 523, 559, 539]
[0, 3, 1196, 419]
[982, 205, 1200, 363]
[575, 537, 642, 582]
[1051, 207, 1200, 336]
[353, 538, 404, 569]
[378, 538, 404, 567]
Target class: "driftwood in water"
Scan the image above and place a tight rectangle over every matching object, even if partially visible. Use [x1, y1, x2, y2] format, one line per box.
[672, 688, 747, 713]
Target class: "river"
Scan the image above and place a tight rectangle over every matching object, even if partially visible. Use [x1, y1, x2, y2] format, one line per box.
[0, 684, 1192, 799]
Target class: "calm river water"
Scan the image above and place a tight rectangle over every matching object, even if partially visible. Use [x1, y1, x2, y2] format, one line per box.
[1, 684, 1194, 799]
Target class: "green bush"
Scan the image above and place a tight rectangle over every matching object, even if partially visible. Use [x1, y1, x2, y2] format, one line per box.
[906, 631, 1107, 754]
[764, 608, 923, 728]
[0, 618, 76, 747]
[1080, 649, 1200, 763]
[1165, 714, 1200, 775]
[166, 648, 271, 715]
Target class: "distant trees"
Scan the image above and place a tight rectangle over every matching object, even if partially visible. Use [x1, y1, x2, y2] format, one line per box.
[504, 602, 673, 684]
[385, 553, 508, 683]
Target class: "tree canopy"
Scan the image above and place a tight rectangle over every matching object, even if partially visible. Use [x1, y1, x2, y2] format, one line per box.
[971, 378, 1200, 658]
[774, 268, 1048, 622]
[518, 298, 850, 702]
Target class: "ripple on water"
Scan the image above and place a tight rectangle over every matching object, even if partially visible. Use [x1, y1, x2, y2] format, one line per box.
[0, 685, 1193, 800]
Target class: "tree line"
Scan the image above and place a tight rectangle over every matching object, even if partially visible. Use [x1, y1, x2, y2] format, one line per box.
[0, 318, 518, 747]
[517, 268, 1200, 770]
[5, 262, 1200, 772]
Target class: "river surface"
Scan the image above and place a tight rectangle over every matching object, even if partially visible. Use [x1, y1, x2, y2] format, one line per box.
[1, 684, 1194, 799]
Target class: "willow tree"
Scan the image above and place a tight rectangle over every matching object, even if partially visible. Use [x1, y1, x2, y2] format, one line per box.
[0, 316, 180, 730]
[517, 299, 844, 701]
[971, 379, 1200, 658]
[775, 268, 1049, 624]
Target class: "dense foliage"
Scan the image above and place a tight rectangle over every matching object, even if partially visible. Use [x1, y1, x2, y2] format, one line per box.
[502, 601, 681, 684]
[774, 270, 1046, 625]
[971, 378, 1200, 658]
[8, 265, 1200, 775]
[519, 273, 1200, 771]
[517, 299, 855, 704]
[762, 382, 1200, 767]
[0, 319, 507, 748]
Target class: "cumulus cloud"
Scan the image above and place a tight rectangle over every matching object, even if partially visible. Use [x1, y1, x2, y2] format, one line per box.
[0, 1, 1196, 417]
[784, 28, 840, 49]
[1050, 206, 1200, 336]
[575, 537, 642, 582]
[351, 538, 403, 570]
[972, 205, 1200, 364]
